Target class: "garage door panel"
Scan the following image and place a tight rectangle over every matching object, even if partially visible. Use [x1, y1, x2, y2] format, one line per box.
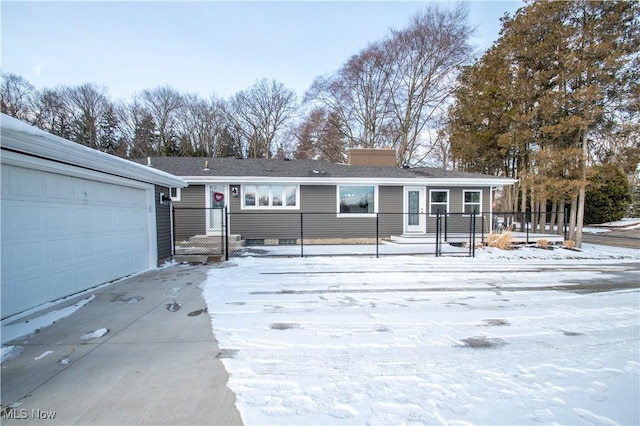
[74, 236, 96, 258]
[6, 166, 42, 199]
[49, 238, 73, 264]
[45, 173, 74, 201]
[96, 209, 114, 229]
[1, 165, 153, 318]
[115, 186, 147, 207]
[49, 270, 74, 296]
[7, 240, 44, 274]
[47, 206, 72, 232]
[5, 204, 43, 237]
[99, 234, 118, 255]
[73, 207, 95, 230]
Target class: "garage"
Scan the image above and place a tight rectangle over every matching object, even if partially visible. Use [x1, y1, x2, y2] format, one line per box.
[1, 114, 186, 318]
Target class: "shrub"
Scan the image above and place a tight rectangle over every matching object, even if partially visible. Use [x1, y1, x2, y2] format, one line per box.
[585, 164, 631, 224]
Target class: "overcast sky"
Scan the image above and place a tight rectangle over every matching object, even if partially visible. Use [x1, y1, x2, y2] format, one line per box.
[1, 1, 522, 100]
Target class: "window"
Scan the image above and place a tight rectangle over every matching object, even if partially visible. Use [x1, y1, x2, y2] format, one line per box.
[243, 184, 298, 209]
[429, 190, 448, 216]
[338, 185, 376, 216]
[169, 187, 181, 202]
[258, 185, 269, 206]
[464, 190, 482, 215]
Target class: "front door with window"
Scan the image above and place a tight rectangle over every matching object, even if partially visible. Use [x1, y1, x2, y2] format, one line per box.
[404, 187, 426, 234]
[207, 184, 226, 234]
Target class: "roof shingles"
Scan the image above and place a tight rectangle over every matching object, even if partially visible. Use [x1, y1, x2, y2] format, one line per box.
[133, 157, 506, 181]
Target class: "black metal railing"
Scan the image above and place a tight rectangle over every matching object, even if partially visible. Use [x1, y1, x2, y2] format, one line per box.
[172, 207, 225, 256]
[225, 210, 481, 259]
[172, 208, 568, 260]
[488, 210, 568, 243]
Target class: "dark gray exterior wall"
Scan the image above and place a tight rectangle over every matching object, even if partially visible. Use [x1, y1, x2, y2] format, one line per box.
[228, 185, 404, 240]
[155, 185, 172, 265]
[173, 185, 206, 241]
[173, 183, 493, 241]
[425, 186, 491, 234]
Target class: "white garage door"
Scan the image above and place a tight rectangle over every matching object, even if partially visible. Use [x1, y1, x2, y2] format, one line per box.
[1, 164, 152, 318]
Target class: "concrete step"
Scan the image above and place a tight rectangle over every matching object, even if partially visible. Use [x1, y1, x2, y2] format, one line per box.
[173, 254, 223, 263]
[188, 234, 241, 243]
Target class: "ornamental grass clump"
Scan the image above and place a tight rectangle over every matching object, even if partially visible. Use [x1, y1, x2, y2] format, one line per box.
[487, 230, 514, 250]
[536, 239, 550, 249]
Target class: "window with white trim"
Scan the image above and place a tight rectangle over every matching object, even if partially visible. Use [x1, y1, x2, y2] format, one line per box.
[169, 187, 181, 202]
[463, 190, 482, 215]
[429, 190, 449, 216]
[338, 185, 377, 216]
[243, 184, 298, 209]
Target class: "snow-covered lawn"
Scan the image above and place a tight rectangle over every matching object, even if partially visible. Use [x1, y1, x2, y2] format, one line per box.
[203, 244, 639, 425]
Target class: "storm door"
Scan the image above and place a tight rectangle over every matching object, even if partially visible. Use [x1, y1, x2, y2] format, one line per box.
[207, 184, 226, 234]
[404, 186, 426, 234]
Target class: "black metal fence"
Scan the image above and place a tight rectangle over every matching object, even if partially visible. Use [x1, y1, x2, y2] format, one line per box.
[224, 210, 481, 258]
[172, 208, 568, 260]
[489, 210, 568, 242]
[172, 207, 225, 256]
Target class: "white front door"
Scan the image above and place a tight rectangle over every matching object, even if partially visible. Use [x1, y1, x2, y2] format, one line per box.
[404, 186, 426, 234]
[207, 184, 226, 234]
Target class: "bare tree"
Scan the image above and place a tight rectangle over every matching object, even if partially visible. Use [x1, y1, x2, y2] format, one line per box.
[117, 97, 156, 158]
[177, 94, 225, 156]
[306, 43, 393, 154]
[63, 83, 109, 149]
[1, 73, 38, 122]
[293, 107, 346, 162]
[225, 78, 297, 158]
[306, 3, 473, 165]
[139, 86, 184, 156]
[386, 3, 473, 166]
[32, 87, 73, 139]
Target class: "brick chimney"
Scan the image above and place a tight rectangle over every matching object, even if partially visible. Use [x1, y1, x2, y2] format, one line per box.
[347, 148, 396, 167]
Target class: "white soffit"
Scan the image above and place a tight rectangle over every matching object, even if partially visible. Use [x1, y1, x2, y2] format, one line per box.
[181, 176, 517, 186]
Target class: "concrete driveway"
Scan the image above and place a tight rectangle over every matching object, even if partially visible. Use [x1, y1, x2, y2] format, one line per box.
[1, 264, 242, 425]
[583, 227, 640, 249]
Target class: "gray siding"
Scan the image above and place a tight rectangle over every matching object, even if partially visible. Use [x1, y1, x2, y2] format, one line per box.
[171, 183, 493, 242]
[425, 186, 491, 234]
[229, 185, 404, 240]
[155, 185, 172, 265]
[176, 185, 205, 207]
[377, 186, 404, 236]
[229, 185, 241, 212]
[173, 185, 206, 241]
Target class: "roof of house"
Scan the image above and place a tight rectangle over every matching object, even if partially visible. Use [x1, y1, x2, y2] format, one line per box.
[134, 156, 516, 186]
[1, 114, 187, 188]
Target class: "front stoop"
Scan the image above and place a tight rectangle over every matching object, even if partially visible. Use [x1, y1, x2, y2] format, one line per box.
[173, 254, 222, 263]
[174, 234, 243, 257]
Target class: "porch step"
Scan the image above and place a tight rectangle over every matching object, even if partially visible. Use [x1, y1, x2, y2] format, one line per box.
[174, 234, 243, 256]
[173, 254, 223, 264]
[188, 234, 241, 243]
[389, 234, 481, 244]
[390, 235, 436, 244]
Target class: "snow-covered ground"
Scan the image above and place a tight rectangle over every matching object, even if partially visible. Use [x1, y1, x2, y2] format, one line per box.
[203, 244, 639, 425]
[586, 218, 640, 231]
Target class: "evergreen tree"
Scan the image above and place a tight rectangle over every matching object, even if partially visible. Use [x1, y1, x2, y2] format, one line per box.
[98, 105, 121, 154]
[131, 113, 158, 158]
[584, 164, 631, 224]
[448, 0, 639, 246]
[216, 127, 243, 158]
